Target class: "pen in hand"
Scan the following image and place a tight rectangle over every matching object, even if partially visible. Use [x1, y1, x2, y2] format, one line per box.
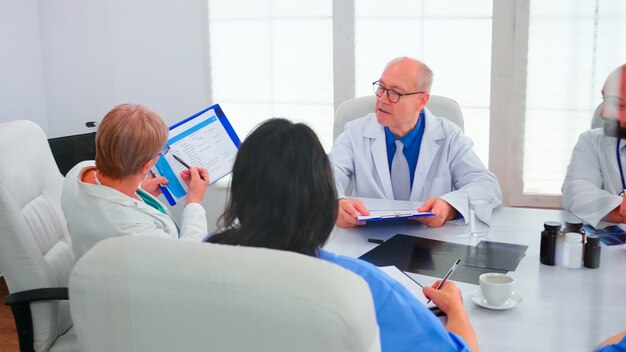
[148, 169, 166, 189]
[149, 169, 176, 205]
[172, 154, 206, 181]
[426, 258, 462, 304]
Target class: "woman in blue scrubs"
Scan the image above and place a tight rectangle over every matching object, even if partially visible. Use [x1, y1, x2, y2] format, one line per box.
[208, 118, 478, 352]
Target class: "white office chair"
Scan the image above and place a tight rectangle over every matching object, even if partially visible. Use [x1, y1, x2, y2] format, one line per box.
[333, 94, 465, 140]
[0, 120, 78, 352]
[591, 103, 603, 129]
[69, 236, 380, 352]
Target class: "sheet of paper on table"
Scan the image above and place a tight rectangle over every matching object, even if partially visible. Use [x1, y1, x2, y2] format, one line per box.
[377, 265, 478, 306]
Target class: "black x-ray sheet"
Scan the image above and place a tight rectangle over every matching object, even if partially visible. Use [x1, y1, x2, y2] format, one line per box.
[359, 235, 528, 285]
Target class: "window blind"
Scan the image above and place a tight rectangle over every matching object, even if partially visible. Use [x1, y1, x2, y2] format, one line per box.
[523, 0, 626, 195]
[354, 0, 493, 165]
[208, 0, 334, 148]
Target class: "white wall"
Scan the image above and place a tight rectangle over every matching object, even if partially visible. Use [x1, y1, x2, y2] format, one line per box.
[1, 0, 213, 136]
[0, 0, 48, 130]
[1, 0, 228, 229]
[2, 0, 214, 137]
[38, 0, 212, 137]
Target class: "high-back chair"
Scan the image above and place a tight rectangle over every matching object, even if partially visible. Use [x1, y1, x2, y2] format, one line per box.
[69, 236, 380, 352]
[591, 103, 603, 129]
[0, 120, 77, 351]
[333, 94, 465, 140]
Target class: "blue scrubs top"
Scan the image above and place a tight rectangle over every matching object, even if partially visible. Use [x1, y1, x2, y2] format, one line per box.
[596, 335, 626, 352]
[319, 249, 469, 352]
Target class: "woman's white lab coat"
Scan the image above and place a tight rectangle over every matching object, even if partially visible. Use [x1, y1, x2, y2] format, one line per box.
[62, 161, 206, 259]
[328, 109, 502, 223]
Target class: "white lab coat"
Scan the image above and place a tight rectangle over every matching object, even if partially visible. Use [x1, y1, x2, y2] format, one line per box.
[62, 161, 207, 259]
[328, 110, 502, 223]
[562, 128, 624, 228]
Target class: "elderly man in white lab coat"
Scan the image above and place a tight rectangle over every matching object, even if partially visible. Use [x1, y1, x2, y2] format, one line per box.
[562, 64, 626, 228]
[329, 57, 502, 228]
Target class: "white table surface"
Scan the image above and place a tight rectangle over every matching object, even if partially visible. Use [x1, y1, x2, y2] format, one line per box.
[323, 206, 626, 352]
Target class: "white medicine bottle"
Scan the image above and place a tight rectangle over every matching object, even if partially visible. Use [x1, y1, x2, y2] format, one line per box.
[562, 232, 583, 269]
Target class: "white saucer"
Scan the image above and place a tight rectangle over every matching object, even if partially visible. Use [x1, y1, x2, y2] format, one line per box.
[470, 290, 523, 310]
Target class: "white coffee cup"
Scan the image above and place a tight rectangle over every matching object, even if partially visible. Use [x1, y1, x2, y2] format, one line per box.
[479, 273, 514, 306]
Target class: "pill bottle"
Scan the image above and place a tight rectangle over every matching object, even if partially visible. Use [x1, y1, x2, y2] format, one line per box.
[583, 234, 601, 269]
[562, 232, 583, 269]
[540, 221, 560, 266]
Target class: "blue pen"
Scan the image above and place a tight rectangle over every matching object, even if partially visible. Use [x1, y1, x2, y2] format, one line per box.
[149, 169, 176, 206]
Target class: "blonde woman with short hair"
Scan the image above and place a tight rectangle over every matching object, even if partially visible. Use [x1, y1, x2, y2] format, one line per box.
[62, 104, 209, 259]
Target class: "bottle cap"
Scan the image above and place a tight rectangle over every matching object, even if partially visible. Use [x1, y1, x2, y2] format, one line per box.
[586, 234, 600, 245]
[544, 221, 561, 231]
[565, 232, 582, 242]
[565, 220, 584, 232]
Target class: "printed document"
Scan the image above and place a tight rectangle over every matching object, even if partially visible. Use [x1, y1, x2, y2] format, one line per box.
[154, 104, 240, 202]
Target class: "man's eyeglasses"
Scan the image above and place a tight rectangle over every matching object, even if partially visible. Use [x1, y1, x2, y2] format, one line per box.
[372, 81, 424, 103]
[159, 144, 171, 157]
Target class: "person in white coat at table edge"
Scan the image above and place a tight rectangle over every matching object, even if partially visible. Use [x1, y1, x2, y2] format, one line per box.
[562, 64, 626, 228]
[329, 56, 502, 228]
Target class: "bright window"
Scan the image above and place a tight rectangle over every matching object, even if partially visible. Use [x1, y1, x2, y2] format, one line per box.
[208, 0, 334, 149]
[354, 0, 493, 165]
[207, 0, 626, 206]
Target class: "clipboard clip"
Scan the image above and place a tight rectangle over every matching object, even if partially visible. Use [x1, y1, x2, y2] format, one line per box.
[380, 212, 414, 219]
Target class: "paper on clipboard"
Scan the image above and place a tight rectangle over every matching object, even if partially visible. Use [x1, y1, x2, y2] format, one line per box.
[355, 197, 434, 221]
[358, 210, 434, 221]
[154, 104, 240, 204]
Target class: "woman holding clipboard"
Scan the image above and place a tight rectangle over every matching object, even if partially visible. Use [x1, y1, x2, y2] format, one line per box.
[62, 104, 210, 260]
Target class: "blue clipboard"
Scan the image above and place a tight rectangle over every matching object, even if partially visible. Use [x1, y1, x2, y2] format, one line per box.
[154, 104, 241, 206]
[357, 211, 435, 222]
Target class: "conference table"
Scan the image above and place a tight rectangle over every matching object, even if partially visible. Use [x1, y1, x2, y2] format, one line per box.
[324, 206, 626, 352]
